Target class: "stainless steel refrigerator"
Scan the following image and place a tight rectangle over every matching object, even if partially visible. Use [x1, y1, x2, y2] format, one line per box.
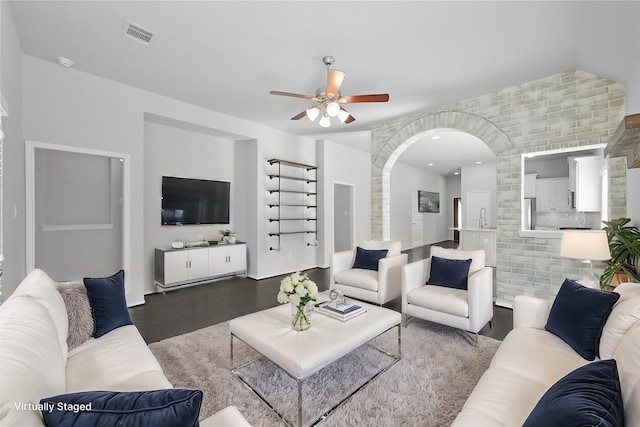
[524, 198, 536, 230]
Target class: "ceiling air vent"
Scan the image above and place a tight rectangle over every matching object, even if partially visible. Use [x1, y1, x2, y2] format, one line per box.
[124, 21, 154, 45]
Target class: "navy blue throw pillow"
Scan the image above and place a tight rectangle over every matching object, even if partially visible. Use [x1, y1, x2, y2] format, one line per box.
[545, 279, 620, 361]
[523, 359, 624, 427]
[40, 389, 203, 427]
[83, 270, 132, 338]
[427, 256, 472, 290]
[352, 247, 388, 271]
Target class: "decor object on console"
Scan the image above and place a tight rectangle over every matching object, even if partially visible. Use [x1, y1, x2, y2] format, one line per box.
[266, 159, 318, 251]
[600, 217, 640, 288]
[219, 228, 236, 243]
[560, 230, 611, 288]
[315, 299, 366, 322]
[0, 269, 250, 426]
[329, 288, 346, 305]
[330, 240, 408, 305]
[277, 272, 318, 331]
[452, 281, 640, 427]
[402, 246, 493, 342]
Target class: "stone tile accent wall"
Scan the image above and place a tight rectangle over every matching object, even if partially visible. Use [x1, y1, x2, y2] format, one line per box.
[371, 70, 627, 303]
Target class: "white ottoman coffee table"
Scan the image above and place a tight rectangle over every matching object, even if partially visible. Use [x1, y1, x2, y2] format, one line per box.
[229, 297, 401, 426]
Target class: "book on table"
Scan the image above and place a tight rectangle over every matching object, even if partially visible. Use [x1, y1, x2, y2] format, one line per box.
[315, 300, 366, 321]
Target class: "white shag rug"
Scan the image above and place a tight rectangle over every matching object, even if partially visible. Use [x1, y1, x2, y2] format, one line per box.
[149, 318, 500, 426]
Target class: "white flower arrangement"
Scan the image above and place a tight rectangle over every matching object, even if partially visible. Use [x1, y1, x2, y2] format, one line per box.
[277, 272, 318, 307]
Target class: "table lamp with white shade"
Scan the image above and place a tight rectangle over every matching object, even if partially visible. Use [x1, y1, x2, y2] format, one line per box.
[560, 230, 611, 287]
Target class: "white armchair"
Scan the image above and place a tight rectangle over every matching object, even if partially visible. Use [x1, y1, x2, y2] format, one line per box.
[402, 246, 493, 338]
[330, 240, 408, 305]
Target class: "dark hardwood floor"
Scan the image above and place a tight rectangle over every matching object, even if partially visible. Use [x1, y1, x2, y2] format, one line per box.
[130, 241, 513, 344]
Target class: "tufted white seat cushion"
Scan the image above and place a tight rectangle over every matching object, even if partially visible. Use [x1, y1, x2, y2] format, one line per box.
[407, 285, 469, 318]
[334, 269, 379, 291]
[66, 325, 171, 393]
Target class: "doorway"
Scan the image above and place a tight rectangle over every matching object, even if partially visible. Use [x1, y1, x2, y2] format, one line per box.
[453, 197, 461, 242]
[333, 183, 354, 252]
[26, 140, 132, 301]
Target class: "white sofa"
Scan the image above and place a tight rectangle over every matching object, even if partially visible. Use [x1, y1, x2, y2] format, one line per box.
[452, 282, 640, 426]
[0, 269, 250, 426]
[330, 240, 408, 305]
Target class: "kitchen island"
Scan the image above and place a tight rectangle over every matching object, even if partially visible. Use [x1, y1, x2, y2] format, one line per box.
[451, 228, 497, 267]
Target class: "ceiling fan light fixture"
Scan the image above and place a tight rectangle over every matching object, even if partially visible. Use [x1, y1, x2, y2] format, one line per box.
[337, 109, 350, 123]
[326, 101, 340, 117]
[319, 114, 331, 128]
[306, 106, 320, 122]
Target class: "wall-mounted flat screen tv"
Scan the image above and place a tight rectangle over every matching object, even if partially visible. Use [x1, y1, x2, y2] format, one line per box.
[161, 176, 230, 225]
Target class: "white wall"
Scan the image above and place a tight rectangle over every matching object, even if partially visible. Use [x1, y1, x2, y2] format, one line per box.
[446, 174, 461, 240]
[576, 1, 640, 113]
[1, 3, 24, 300]
[628, 168, 640, 227]
[317, 139, 371, 268]
[460, 162, 497, 228]
[143, 121, 236, 293]
[20, 55, 317, 303]
[391, 162, 448, 249]
[34, 150, 123, 281]
[524, 157, 569, 179]
[247, 134, 318, 279]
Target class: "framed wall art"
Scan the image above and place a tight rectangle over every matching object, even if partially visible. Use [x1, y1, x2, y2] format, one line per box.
[418, 190, 440, 213]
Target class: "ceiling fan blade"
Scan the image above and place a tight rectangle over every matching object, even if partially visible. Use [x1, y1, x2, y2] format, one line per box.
[325, 69, 346, 97]
[269, 90, 315, 100]
[291, 110, 307, 120]
[338, 106, 355, 124]
[339, 94, 390, 103]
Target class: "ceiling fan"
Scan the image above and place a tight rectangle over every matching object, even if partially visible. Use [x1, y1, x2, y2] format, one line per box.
[269, 56, 389, 127]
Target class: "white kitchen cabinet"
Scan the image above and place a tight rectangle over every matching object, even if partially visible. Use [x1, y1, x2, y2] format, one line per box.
[535, 178, 572, 212]
[209, 243, 247, 277]
[572, 156, 604, 212]
[459, 229, 496, 267]
[155, 243, 246, 290]
[157, 247, 209, 286]
[524, 173, 538, 198]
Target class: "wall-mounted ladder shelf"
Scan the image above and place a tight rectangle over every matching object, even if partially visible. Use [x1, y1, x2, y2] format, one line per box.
[266, 159, 318, 251]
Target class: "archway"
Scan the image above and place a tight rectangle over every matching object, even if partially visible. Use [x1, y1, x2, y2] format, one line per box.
[371, 111, 513, 239]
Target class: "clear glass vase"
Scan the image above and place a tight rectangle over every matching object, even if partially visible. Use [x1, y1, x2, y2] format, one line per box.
[291, 302, 312, 331]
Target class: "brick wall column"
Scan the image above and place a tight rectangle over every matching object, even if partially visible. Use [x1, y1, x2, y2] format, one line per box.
[371, 70, 627, 302]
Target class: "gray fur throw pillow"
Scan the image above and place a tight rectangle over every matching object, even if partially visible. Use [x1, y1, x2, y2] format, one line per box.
[56, 281, 94, 350]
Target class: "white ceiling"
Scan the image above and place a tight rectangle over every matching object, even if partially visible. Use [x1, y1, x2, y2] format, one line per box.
[399, 130, 495, 175]
[8, 1, 638, 172]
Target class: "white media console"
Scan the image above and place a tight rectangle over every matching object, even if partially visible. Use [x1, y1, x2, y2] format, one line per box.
[154, 242, 247, 291]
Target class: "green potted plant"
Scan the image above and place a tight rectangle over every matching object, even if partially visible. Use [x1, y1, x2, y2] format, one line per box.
[219, 228, 236, 243]
[600, 217, 640, 288]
